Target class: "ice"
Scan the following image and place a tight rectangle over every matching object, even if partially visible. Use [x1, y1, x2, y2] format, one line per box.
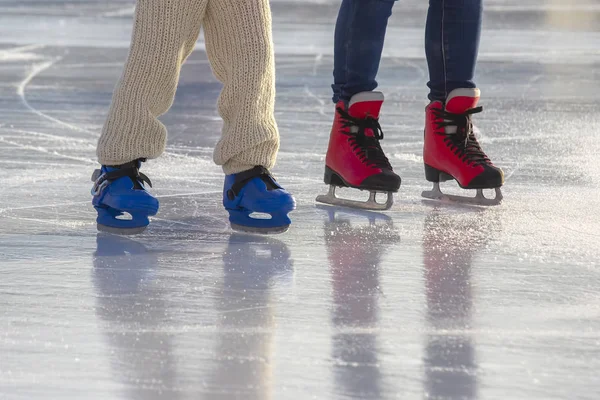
[1, 0, 600, 399]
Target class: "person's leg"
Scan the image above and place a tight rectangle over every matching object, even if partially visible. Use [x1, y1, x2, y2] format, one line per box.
[204, 0, 278, 175]
[98, 0, 208, 165]
[425, 0, 482, 102]
[422, 0, 504, 205]
[92, 0, 208, 233]
[332, 0, 396, 104]
[203, 0, 295, 233]
[319, 0, 400, 211]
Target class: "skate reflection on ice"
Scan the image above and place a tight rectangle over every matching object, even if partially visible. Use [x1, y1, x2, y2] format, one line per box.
[317, 204, 399, 227]
[422, 211, 499, 399]
[322, 206, 400, 399]
[92, 234, 180, 400]
[204, 234, 293, 400]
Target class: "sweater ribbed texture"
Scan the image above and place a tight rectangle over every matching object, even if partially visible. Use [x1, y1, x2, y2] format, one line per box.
[97, 0, 279, 174]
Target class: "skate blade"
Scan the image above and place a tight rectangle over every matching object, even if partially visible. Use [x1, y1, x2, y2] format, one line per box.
[230, 223, 290, 235]
[421, 182, 503, 206]
[97, 223, 148, 235]
[316, 185, 393, 211]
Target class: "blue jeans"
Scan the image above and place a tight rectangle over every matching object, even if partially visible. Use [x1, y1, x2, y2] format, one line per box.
[332, 0, 482, 103]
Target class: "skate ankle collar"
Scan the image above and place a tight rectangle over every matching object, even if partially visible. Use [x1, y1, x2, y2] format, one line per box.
[106, 158, 147, 170]
[446, 88, 480, 103]
[227, 166, 279, 200]
[349, 91, 384, 108]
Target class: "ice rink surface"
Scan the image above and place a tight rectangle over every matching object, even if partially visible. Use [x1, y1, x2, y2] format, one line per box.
[1, 0, 600, 399]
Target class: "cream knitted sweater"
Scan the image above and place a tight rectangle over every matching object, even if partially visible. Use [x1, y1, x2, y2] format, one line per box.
[97, 0, 279, 175]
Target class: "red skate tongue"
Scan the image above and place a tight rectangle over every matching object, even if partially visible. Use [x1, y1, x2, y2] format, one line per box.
[445, 88, 480, 114]
[348, 92, 384, 137]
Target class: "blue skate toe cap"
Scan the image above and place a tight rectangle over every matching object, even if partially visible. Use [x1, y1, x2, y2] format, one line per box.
[224, 176, 295, 214]
[223, 169, 295, 233]
[92, 162, 158, 233]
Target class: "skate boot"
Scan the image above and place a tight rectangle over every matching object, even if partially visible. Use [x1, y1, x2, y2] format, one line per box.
[422, 88, 504, 205]
[223, 166, 295, 234]
[91, 159, 159, 234]
[316, 91, 401, 210]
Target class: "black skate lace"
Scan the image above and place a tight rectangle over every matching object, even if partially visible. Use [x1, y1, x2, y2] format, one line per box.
[432, 106, 490, 166]
[227, 166, 280, 200]
[337, 107, 393, 170]
[98, 160, 152, 190]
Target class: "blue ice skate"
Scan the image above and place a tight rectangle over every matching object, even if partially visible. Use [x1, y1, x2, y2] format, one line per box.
[91, 159, 159, 234]
[223, 166, 295, 234]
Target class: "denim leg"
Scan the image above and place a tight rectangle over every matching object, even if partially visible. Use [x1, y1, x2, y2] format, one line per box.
[332, 0, 396, 103]
[425, 0, 482, 102]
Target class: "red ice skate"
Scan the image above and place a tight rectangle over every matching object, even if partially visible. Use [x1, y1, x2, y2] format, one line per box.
[316, 91, 401, 210]
[422, 88, 504, 205]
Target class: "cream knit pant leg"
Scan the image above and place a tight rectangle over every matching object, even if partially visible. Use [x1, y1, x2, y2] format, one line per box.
[204, 0, 279, 174]
[97, 0, 280, 176]
[97, 0, 208, 165]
